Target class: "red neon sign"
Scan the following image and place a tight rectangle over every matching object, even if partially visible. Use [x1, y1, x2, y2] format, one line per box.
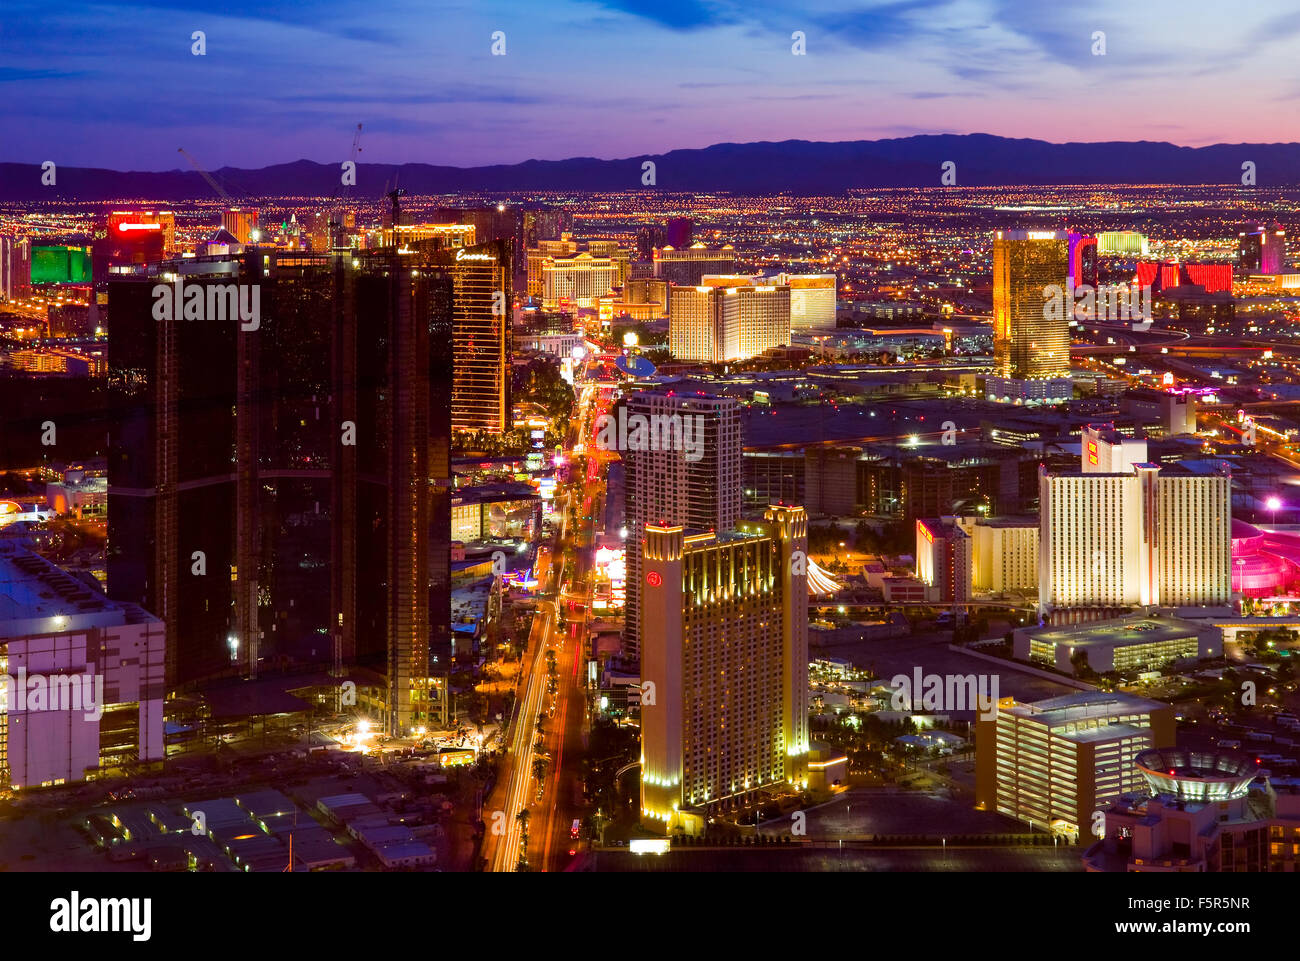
[645, 572, 662, 587]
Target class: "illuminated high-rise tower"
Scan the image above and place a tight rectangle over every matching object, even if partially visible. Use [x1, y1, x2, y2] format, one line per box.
[526, 236, 579, 296]
[992, 229, 1070, 381]
[542, 251, 621, 308]
[639, 505, 809, 836]
[669, 281, 790, 363]
[1238, 222, 1286, 275]
[1067, 232, 1098, 290]
[399, 237, 513, 433]
[449, 240, 513, 433]
[106, 210, 177, 256]
[1038, 462, 1231, 617]
[0, 234, 31, 301]
[766, 272, 837, 329]
[435, 205, 527, 279]
[1096, 231, 1148, 256]
[221, 207, 259, 245]
[975, 691, 1175, 838]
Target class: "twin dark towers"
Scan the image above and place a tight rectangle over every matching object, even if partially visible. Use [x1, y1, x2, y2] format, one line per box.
[105, 238, 510, 734]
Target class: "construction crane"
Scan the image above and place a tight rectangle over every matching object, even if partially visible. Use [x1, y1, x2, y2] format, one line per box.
[348, 122, 363, 182]
[328, 123, 363, 248]
[177, 147, 231, 201]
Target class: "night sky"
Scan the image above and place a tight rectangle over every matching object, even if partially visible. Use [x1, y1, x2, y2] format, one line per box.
[2, 0, 1296, 170]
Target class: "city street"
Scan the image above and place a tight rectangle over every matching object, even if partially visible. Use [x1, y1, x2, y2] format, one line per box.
[483, 377, 608, 870]
[484, 593, 557, 871]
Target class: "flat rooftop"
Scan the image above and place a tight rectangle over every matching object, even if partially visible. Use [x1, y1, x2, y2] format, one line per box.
[452, 482, 538, 503]
[1022, 615, 1203, 650]
[977, 515, 1038, 528]
[1006, 690, 1169, 725]
[0, 542, 159, 636]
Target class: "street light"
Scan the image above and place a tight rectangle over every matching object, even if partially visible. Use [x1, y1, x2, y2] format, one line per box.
[1267, 496, 1281, 527]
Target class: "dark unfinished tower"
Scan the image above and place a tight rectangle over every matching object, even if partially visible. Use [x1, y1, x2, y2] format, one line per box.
[107, 248, 454, 734]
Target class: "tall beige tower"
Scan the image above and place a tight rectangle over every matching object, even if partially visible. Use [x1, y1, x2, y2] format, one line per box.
[765, 503, 810, 786]
[1156, 466, 1232, 606]
[1039, 463, 1231, 616]
[639, 506, 809, 836]
[669, 281, 791, 363]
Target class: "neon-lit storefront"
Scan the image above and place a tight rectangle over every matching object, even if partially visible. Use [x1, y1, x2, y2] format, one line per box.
[592, 546, 625, 611]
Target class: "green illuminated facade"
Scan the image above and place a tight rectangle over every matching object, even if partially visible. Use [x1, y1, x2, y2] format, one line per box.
[31, 245, 92, 285]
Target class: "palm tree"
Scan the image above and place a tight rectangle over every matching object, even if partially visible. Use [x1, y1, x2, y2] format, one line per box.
[514, 808, 531, 870]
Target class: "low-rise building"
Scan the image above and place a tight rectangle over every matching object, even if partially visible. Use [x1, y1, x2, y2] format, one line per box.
[451, 483, 541, 543]
[0, 543, 165, 789]
[1013, 613, 1221, 675]
[45, 469, 107, 518]
[1085, 749, 1300, 872]
[880, 573, 931, 603]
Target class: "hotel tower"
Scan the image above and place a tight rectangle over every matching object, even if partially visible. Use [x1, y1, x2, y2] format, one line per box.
[623, 390, 741, 662]
[1038, 455, 1232, 617]
[639, 505, 809, 836]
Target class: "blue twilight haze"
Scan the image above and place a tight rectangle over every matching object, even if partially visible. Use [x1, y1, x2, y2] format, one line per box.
[1, 0, 1296, 169]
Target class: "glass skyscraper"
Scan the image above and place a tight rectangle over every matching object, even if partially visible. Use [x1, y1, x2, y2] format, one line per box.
[992, 229, 1070, 380]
